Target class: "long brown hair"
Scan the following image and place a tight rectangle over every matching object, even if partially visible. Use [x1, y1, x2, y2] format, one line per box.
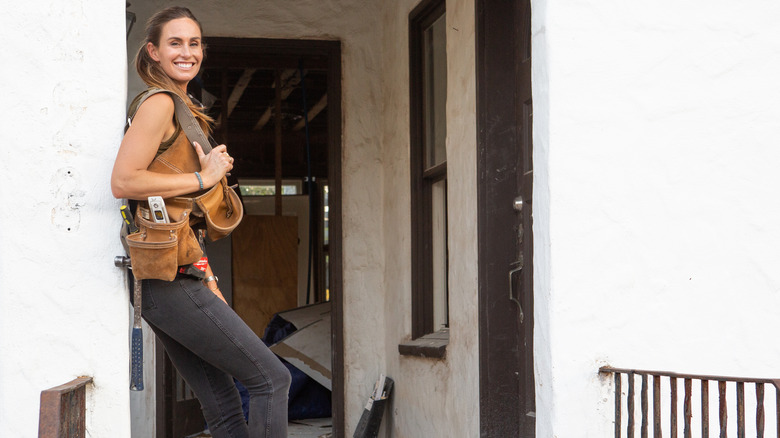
[135, 6, 212, 131]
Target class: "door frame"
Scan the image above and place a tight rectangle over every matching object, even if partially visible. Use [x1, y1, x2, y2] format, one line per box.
[476, 0, 535, 436]
[152, 37, 344, 437]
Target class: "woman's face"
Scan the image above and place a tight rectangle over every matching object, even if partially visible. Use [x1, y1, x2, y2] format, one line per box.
[147, 17, 203, 91]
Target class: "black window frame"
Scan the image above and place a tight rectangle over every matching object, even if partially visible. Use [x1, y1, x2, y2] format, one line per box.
[402, 0, 449, 358]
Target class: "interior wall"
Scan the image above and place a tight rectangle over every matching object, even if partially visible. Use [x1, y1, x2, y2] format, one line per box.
[534, 0, 780, 435]
[381, 0, 479, 437]
[0, 1, 130, 436]
[127, 0, 384, 433]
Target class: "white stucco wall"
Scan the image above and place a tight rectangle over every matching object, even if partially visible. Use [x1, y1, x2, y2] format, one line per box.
[534, 0, 780, 436]
[381, 0, 479, 437]
[0, 1, 131, 437]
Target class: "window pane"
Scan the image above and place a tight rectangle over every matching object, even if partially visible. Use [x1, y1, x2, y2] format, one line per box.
[423, 14, 447, 169]
[431, 178, 448, 329]
[237, 178, 302, 196]
[239, 185, 299, 196]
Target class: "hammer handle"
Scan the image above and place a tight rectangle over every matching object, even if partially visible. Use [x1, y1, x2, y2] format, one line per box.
[130, 279, 144, 391]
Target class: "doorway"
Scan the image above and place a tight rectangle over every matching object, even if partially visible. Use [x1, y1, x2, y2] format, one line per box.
[477, 0, 535, 436]
[154, 38, 344, 437]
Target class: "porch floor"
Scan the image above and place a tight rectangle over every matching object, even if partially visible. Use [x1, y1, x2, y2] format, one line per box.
[185, 418, 333, 438]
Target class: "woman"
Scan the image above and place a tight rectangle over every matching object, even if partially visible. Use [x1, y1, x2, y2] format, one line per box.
[111, 7, 291, 438]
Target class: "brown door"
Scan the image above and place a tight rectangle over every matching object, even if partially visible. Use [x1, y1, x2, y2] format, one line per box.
[477, 0, 534, 436]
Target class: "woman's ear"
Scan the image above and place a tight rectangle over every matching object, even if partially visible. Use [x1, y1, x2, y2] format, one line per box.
[146, 42, 160, 62]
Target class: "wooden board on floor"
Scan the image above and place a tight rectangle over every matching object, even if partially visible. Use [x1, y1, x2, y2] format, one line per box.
[232, 215, 298, 337]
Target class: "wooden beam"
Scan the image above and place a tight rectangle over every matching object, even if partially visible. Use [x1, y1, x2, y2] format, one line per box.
[219, 68, 229, 137]
[274, 70, 283, 216]
[293, 93, 328, 131]
[253, 69, 305, 131]
[215, 68, 257, 126]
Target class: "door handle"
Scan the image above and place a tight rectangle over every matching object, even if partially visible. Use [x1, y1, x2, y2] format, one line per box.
[513, 196, 523, 212]
[509, 257, 524, 323]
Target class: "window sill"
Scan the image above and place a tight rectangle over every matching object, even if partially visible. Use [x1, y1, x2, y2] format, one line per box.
[398, 328, 448, 359]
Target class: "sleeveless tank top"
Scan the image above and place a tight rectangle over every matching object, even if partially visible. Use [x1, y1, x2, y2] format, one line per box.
[127, 91, 183, 156]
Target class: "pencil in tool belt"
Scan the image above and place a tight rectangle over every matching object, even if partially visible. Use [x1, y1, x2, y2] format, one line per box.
[121, 204, 139, 234]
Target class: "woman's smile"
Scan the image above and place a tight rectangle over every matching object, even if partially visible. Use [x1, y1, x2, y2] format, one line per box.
[148, 17, 203, 91]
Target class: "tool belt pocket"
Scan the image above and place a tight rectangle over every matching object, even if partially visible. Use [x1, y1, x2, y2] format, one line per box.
[176, 177, 244, 242]
[193, 179, 243, 241]
[125, 206, 203, 281]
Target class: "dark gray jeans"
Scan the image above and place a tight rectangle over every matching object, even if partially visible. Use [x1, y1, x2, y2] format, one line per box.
[141, 275, 291, 438]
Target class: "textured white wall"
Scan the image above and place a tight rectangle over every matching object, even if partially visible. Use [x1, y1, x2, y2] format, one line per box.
[534, 0, 780, 436]
[380, 0, 479, 437]
[0, 1, 131, 437]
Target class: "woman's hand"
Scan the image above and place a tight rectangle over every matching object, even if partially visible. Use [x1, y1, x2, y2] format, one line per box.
[193, 142, 234, 188]
[203, 265, 227, 305]
[211, 287, 228, 305]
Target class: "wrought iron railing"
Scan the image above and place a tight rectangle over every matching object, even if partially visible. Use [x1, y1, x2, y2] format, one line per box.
[600, 367, 780, 438]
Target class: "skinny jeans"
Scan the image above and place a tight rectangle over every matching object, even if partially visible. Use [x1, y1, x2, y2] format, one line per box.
[141, 274, 291, 438]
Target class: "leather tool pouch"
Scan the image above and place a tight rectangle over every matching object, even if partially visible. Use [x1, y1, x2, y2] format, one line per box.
[125, 203, 203, 281]
[181, 177, 242, 241]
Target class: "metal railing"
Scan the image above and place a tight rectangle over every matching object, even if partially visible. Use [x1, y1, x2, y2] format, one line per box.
[600, 367, 780, 438]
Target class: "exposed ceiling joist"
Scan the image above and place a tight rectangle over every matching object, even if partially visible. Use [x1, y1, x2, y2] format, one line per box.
[215, 68, 256, 126]
[227, 69, 256, 117]
[252, 69, 305, 131]
[293, 93, 328, 131]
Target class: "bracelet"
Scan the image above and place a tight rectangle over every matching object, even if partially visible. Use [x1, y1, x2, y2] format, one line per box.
[204, 275, 218, 291]
[194, 171, 204, 190]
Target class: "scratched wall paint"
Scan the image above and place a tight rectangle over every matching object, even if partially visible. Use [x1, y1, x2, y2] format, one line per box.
[0, 1, 130, 437]
[50, 167, 85, 232]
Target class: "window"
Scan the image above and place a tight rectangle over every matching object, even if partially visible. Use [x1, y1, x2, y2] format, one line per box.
[237, 178, 302, 196]
[408, 0, 448, 348]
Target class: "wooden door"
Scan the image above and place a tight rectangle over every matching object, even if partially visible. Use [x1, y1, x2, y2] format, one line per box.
[477, 0, 535, 436]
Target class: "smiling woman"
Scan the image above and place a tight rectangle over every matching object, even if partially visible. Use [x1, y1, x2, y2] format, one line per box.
[146, 17, 203, 91]
[111, 6, 291, 438]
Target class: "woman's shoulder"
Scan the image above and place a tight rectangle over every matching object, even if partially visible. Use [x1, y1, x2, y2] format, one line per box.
[131, 90, 175, 119]
[141, 92, 175, 109]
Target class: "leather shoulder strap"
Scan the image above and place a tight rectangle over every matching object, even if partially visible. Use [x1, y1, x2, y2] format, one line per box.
[127, 88, 213, 154]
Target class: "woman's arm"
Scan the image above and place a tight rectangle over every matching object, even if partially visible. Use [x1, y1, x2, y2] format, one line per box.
[110, 93, 233, 200]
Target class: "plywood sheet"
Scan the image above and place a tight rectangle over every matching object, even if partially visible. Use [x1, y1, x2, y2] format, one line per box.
[270, 312, 332, 390]
[242, 195, 310, 306]
[232, 215, 298, 337]
[276, 301, 331, 331]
